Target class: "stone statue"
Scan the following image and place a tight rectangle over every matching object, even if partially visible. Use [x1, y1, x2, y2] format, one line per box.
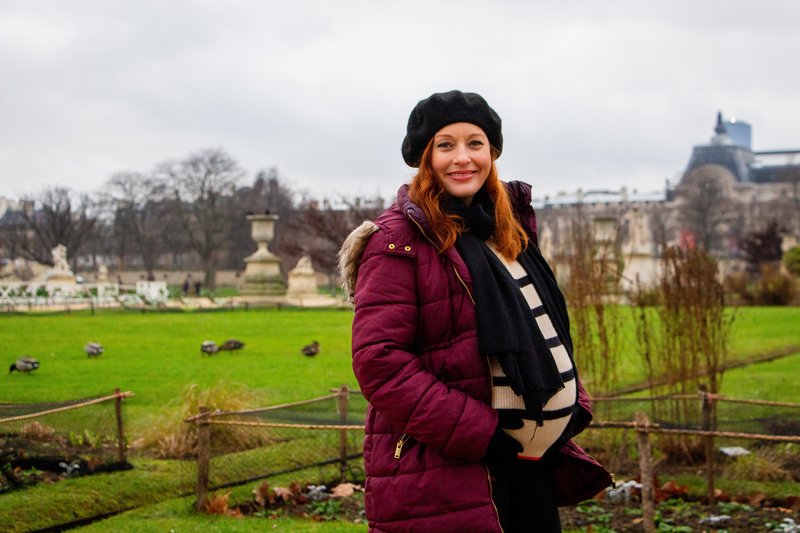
[286, 254, 319, 297]
[97, 263, 109, 282]
[52, 244, 70, 272]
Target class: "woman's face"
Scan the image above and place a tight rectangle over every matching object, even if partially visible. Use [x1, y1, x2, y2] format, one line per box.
[430, 122, 492, 205]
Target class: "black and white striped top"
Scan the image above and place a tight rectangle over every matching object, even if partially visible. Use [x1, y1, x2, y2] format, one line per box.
[487, 241, 577, 460]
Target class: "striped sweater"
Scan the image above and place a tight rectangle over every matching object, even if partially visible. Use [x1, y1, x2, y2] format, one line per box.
[487, 241, 577, 460]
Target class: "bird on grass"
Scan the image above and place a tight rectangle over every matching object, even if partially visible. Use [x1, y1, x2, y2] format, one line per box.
[84, 342, 103, 357]
[301, 340, 320, 357]
[201, 340, 219, 355]
[9, 356, 39, 374]
[219, 339, 245, 351]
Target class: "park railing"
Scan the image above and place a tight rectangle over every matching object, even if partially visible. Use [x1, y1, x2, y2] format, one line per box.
[185, 385, 366, 511]
[589, 391, 800, 533]
[185, 385, 800, 519]
[0, 389, 134, 493]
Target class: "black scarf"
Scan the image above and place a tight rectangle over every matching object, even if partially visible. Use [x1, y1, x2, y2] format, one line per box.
[449, 191, 573, 425]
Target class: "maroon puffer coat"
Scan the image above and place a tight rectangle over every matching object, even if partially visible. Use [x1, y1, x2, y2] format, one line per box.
[343, 181, 612, 532]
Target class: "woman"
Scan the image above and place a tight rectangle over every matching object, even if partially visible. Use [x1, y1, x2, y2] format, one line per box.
[339, 90, 612, 532]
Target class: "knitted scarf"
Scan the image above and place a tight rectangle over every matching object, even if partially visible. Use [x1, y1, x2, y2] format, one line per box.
[449, 191, 573, 425]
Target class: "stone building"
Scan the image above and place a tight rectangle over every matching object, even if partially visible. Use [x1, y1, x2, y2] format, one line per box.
[534, 112, 800, 289]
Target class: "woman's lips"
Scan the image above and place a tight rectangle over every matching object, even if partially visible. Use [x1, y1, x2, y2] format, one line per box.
[447, 170, 477, 180]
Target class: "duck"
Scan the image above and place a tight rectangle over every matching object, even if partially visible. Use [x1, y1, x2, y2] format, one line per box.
[219, 339, 245, 351]
[84, 342, 103, 357]
[200, 340, 219, 355]
[9, 356, 40, 374]
[301, 340, 320, 357]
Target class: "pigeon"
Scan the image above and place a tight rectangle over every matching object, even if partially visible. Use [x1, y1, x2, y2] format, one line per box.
[9, 356, 40, 374]
[301, 340, 320, 357]
[84, 342, 103, 357]
[201, 340, 219, 355]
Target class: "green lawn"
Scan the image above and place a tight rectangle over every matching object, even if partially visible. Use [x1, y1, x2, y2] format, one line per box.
[2, 308, 358, 428]
[572, 305, 800, 396]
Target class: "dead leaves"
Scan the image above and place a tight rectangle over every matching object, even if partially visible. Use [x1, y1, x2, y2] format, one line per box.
[203, 480, 364, 518]
[253, 482, 274, 507]
[205, 492, 242, 517]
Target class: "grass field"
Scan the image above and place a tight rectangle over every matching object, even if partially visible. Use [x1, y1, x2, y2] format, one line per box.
[4, 306, 799, 416]
[1, 305, 798, 532]
[2, 308, 358, 431]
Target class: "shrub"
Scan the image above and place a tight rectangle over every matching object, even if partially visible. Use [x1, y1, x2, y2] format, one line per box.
[20, 421, 57, 441]
[784, 246, 800, 277]
[724, 452, 793, 482]
[724, 265, 797, 305]
[723, 272, 749, 305]
[750, 265, 796, 305]
[133, 381, 270, 459]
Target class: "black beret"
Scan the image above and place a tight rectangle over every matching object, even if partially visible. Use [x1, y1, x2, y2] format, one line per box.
[401, 90, 503, 167]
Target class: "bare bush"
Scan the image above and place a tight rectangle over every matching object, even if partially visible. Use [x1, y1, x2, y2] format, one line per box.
[634, 246, 733, 462]
[562, 207, 624, 396]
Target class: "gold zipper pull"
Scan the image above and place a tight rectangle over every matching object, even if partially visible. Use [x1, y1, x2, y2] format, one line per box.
[394, 434, 410, 459]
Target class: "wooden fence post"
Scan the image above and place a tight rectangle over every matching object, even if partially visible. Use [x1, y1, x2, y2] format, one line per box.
[701, 387, 716, 507]
[336, 385, 351, 482]
[635, 411, 656, 533]
[195, 406, 211, 512]
[114, 388, 127, 464]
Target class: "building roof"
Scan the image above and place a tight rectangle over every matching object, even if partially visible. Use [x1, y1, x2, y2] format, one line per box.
[532, 188, 666, 209]
[681, 113, 799, 185]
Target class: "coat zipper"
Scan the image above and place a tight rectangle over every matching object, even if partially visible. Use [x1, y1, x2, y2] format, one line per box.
[484, 464, 504, 532]
[394, 434, 411, 459]
[408, 213, 499, 528]
[451, 265, 475, 305]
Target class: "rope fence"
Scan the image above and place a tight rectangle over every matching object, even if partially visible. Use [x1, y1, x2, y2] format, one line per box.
[586, 390, 800, 533]
[4, 383, 795, 532]
[187, 385, 367, 511]
[0, 389, 133, 493]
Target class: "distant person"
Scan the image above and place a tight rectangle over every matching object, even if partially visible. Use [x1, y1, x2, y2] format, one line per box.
[340, 90, 612, 532]
[182, 275, 192, 297]
[194, 279, 202, 296]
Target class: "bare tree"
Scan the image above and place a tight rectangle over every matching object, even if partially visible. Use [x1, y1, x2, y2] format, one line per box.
[160, 148, 244, 290]
[17, 188, 98, 269]
[287, 194, 384, 288]
[678, 169, 737, 252]
[223, 167, 297, 271]
[0, 206, 29, 266]
[739, 220, 783, 271]
[104, 172, 169, 280]
[562, 205, 624, 397]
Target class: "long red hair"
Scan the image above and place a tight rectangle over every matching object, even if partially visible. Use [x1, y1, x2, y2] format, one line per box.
[408, 141, 528, 260]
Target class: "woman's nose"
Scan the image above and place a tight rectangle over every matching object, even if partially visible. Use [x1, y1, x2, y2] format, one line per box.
[453, 145, 470, 164]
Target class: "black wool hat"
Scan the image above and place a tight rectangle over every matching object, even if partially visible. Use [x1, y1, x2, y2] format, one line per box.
[401, 90, 503, 167]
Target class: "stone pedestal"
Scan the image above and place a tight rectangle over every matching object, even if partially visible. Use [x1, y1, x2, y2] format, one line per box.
[242, 214, 286, 296]
[45, 271, 78, 295]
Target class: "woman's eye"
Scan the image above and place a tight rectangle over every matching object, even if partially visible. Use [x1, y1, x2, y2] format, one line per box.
[469, 140, 484, 147]
[436, 142, 453, 149]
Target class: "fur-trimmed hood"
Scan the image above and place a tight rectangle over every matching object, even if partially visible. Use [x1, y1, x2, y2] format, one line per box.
[337, 220, 379, 301]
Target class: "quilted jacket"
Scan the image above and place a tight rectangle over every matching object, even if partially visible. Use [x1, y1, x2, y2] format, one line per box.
[340, 181, 612, 532]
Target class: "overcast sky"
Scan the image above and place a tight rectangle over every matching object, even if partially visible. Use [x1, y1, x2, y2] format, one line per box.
[1, 0, 798, 202]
